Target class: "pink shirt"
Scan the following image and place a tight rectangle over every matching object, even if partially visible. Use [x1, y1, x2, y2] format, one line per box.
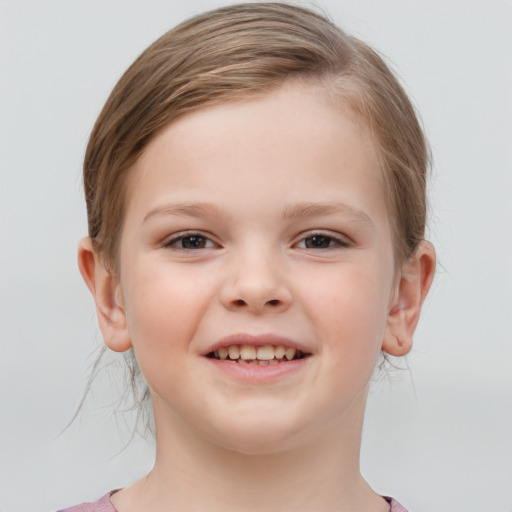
[58, 490, 410, 511]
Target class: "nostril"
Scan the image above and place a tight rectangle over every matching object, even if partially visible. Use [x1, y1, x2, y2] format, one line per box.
[234, 299, 246, 306]
[267, 299, 279, 306]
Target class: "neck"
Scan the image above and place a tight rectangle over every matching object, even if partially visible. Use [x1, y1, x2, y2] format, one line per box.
[112, 393, 389, 512]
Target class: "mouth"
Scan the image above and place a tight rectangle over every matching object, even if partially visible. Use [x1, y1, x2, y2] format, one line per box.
[207, 344, 308, 365]
[203, 334, 312, 365]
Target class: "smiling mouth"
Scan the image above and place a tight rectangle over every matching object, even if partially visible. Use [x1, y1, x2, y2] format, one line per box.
[207, 344, 309, 365]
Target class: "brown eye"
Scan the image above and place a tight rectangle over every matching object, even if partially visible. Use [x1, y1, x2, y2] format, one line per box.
[181, 236, 207, 249]
[166, 234, 215, 250]
[304, 235, 336, 249]
[297, 233, 349, 249]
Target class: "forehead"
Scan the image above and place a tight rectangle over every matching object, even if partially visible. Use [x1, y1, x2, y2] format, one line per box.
[125, 82, 388, 228]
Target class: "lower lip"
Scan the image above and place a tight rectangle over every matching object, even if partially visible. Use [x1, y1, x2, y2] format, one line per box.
[204, 357, 310, 382]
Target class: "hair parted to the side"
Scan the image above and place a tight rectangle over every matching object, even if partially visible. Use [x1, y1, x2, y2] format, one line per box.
[80, 2, 430, 433]
[85, 1, 429, 274]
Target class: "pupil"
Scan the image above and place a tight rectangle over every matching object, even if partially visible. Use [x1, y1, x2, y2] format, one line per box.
[306, 235, 330, 248]
[183, 236, 204, 249]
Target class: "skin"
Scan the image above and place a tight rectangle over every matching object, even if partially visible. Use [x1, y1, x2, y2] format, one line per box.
[79, 81, 435, 512]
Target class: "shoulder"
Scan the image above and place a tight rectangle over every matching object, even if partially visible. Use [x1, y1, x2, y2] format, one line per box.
[58, 492, 408, 512]
[386, 496, 410, 512]
[57, 491, 118, 512]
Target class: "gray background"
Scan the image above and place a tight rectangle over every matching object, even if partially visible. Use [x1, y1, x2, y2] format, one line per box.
[1, 1, 511, 511]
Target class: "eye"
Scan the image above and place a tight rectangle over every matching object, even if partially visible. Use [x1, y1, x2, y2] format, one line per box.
[296, 233, 350, 249]
[165, 233, 216, 250]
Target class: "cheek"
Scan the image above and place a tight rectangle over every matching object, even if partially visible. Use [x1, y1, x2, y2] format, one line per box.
[302, 263, 391, 376]
[120, 260, 212, 377]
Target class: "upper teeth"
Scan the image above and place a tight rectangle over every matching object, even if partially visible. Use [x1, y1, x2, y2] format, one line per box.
[214, 344, 298, 361]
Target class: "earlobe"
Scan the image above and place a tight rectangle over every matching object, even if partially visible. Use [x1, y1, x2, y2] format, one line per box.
[382, 241, 436, 356]
[77, 237, 132, 352]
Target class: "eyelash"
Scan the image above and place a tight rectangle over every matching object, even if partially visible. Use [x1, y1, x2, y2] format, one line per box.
[164, 232, 217, 250]
[296, 232, 351, 250]
[163, 231, 350, 251]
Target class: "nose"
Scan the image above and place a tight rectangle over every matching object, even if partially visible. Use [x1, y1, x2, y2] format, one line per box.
[219, 250, 291, 314]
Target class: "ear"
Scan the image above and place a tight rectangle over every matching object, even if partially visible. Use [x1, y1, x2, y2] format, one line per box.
[382, 241, 436, 356]
[77, 237, 132, 352]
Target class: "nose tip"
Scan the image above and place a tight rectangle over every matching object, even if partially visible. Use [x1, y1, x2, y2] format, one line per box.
[220, 265, 291, 314]
[227, 296, 289, 313]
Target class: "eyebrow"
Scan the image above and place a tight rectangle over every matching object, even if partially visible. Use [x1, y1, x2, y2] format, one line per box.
[143, 200, 373, 226]
[143, 202, 228, 224]
[282, 201, 373, 226]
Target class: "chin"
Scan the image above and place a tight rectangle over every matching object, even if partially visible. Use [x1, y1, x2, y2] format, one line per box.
[206, 412, 311, 456]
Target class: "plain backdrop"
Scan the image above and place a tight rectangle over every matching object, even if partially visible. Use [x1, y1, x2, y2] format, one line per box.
[1, 1, 511, 511]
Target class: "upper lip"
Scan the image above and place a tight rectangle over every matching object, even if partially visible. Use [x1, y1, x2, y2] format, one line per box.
[201, 333, 312, 356]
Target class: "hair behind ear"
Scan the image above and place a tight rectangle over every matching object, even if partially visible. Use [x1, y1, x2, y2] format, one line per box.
[78, 237, 132, 352]
[382, 241, 435, 356]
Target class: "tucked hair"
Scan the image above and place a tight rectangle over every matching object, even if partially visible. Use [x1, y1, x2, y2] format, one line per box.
[80, 2, 430, 432]
[84, 1, 429, 273]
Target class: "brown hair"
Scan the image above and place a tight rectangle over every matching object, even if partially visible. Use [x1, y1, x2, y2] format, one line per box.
[84, 1, 429, 274]
[79, 2, 430, 431]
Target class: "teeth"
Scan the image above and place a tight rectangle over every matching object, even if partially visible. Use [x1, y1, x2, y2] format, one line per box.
[284, 348, 296, 360]
[256, 345, 274, 360]
[240, 345, 256, 360]
[274, 345, 285, 359]
[228, 345, 240, 359]
[214, 344, 305, 362]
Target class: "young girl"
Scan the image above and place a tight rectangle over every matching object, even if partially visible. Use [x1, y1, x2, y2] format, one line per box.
[60, 3, 435, 511]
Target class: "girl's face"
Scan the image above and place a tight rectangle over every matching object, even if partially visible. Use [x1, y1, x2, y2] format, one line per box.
[114, 82, 399, 452]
